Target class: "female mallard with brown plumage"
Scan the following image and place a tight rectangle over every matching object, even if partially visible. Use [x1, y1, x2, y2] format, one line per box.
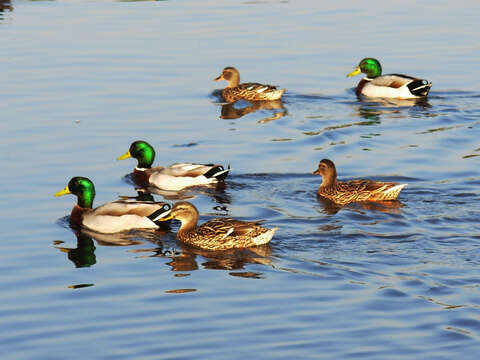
[347, 58, 432, 99]
[55, 177, 171, 233]
[313, 159, 407, 205]
[214, 66, 285, 102]
[158, 201, 277, 251]
[117, 141, 230, 191]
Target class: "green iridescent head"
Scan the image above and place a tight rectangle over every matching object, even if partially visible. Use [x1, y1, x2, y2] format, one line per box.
[347, 58, 382, 79]
[117, 140, 156, 169]
[54, 177, 96, 209]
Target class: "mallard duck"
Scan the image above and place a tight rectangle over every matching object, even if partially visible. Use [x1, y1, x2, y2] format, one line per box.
[347, 58, 432, 99]
[55, 177, 171, 233]
[214, 66, 285, 102]
[158, 201, 277, 251]
[117, 140, 230, 191]
[313, 159, 407, 205]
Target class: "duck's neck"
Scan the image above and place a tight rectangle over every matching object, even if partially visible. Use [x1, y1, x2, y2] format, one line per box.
[226, 74, 240, 88]
[177, 214, 198, 237]
[76, 190, 94, 209]
[136, 157, 153, 169]
[320, 174, 338, 190]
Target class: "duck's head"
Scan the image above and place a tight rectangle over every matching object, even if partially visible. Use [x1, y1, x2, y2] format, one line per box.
[312, 159, 338, 185]
[347, 58, 382, 79]
[214, 67, 240, 87]
[117, 140, 155, 169]
[55, 177, 96, 208]
[157, 201, 199, 226]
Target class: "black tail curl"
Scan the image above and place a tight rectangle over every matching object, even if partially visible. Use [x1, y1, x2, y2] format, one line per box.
[204, 165, 231, 181]
[407, 79, 432, 97]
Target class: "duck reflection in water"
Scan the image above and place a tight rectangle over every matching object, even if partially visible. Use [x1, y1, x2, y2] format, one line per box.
[55, 228, 164, 268]
[55, 231, 97, 268]
[317, 194, 404, 215]
[354, 96, 432, 121]
[162, 242, 272, 273]
[219, 99, 288, 124]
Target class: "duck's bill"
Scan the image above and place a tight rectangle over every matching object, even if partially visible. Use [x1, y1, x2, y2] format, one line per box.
[312, 169, 321, 175]
[54, 186, 71, 197]
[213, 74, 223, 82]
[117, 151, 131, 160]
[347, 66, 361, 78]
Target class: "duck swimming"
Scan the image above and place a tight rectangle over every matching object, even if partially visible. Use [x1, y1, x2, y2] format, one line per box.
[313, 159, 407, 205]
[347, 58, 432, 99]
[158, 201, 277, 251]
[55, 177, 171, 233]
[214, 66, 285, 102]
[117, 140, 230, 191]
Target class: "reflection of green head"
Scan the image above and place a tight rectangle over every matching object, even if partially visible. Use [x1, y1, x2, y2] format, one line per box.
[67, 177, 96, 208]
[69, 233, 96, 268]
[359, 58, 382, 78]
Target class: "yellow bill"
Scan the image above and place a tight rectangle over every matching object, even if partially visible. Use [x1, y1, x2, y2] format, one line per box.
[54, 186, 71, 197]
[117, 151, 131, 160]
[347, 66, 361, 78]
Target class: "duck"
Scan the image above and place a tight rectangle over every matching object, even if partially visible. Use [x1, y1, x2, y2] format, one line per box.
[214, 66, 285, 102]
[117, 140, 230, 191]
[55, 177, 171, 233]
[313, 159, 407, 205]
[158, 201, 277, 251]
[347, 58, 432, 99]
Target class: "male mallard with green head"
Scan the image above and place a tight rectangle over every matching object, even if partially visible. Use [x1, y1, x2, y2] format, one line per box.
[158, 201, 277, 251]
[347, 58, 432, 99]
[214, 66, 285, 102]
[313, 159, 407, 205]
[117, 141, 230, 191]
[55, 177, 171, 233]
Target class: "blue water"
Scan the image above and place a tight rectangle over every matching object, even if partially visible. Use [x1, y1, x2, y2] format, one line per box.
[1, 0, 480, 359]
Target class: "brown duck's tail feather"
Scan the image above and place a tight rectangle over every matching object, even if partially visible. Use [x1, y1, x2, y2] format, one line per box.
[252, 228, 277, 245]
[374, 184, 407, 201]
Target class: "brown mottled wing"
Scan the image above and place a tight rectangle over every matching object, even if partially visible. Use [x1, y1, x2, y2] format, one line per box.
[223, 83, 283, 102]
[196, 218, 262, 237]
[339, 180, 401, 202]
[319, 180, 403, 205]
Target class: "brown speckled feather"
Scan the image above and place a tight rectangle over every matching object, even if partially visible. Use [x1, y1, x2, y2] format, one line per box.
[222, 83, 285, 102]
[180, 218, 274, 251]
[318, 180, 406, 205]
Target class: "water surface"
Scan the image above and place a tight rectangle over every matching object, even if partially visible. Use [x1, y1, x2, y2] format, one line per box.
[1, 1, 480, 359]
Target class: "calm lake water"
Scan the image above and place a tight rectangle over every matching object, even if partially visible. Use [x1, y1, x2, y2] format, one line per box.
[2, 0, 480, 359]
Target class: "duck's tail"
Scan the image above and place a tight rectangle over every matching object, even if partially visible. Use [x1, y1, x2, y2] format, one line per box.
[407, 80, 432, 97]
[204, 165, 231, 181]
[253, 227, 278, 245]
[382, 184, 407, 200]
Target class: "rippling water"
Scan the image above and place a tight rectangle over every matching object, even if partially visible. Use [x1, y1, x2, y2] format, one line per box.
[2, 0, 480, 359]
